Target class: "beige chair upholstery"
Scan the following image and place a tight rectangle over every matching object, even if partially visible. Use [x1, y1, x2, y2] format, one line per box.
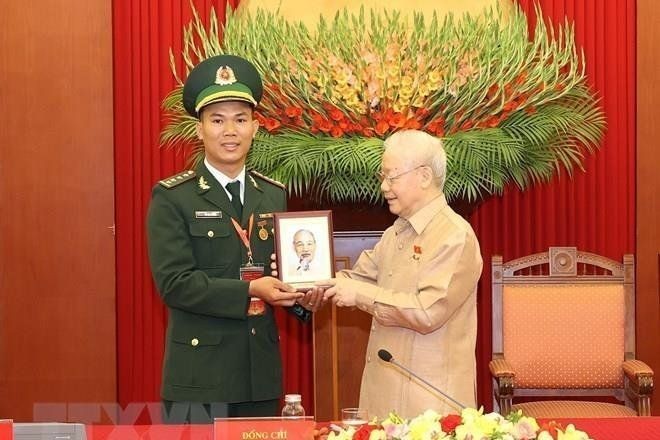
[490, 247, 654, 418]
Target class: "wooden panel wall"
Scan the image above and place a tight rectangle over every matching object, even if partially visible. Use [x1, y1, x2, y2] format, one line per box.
[0, 0, 116, 422]
[313, 232, 382, 421]
[636, 0, 660, 415]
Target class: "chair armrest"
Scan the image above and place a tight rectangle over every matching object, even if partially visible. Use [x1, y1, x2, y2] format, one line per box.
[623, 359, 654, 379]
[489, 358, 515, 415]
[489, 358, 516, 378]
[622, 359, 654, 416]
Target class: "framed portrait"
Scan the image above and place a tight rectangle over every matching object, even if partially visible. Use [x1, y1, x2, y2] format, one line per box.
[273, 210, 335, 290]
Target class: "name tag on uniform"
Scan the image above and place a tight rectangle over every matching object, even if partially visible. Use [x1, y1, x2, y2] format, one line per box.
[195, 211, 222, 218]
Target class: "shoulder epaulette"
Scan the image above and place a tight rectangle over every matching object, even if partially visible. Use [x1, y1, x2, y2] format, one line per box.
[158, 170, 196, 188]
[249, 170, 286, 190]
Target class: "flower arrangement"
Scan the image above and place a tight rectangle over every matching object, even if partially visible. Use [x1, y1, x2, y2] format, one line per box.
[327, 408, 592, 440]
[161, 4, 604, 204]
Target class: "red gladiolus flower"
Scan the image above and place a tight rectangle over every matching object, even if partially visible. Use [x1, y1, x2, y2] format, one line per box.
[329, 107, 345, 122]
[317, 118, 332, 133]
[389, 112, 406, 128]
[362, 127, 375, 137]
[414, 108, 430, 119]
[503, 99, 519, 111]
[284, 106, 303, 118]
[515, 72, 528, 85]
[403, 118, 422, 129]
[485, 115, 500, 128]
[330, 126, 345, 138]
[375, 120, 389, 136]
[263, 118, 281, 132]
[427, 117, 446, 137]
[254, 111, 266, 125]
[311, 112, 324, 125]
[460, 120, 474, 130]
[440, 414, 462, 433]
[487, 83, 499, 98]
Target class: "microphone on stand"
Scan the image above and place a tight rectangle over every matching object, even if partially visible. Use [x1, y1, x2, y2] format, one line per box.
[377, 349, 466, 410]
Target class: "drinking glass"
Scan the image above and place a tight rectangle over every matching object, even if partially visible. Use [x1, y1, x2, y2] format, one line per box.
[341, 407, 368, 429]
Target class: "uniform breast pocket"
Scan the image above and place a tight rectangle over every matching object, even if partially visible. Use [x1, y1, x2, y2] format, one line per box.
[188, 220, 234, 268]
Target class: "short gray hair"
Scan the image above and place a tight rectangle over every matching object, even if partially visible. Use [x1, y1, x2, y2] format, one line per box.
[383, 130, 447, 189]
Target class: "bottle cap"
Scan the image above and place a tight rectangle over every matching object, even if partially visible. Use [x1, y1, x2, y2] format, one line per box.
[284, 394, 302, 403]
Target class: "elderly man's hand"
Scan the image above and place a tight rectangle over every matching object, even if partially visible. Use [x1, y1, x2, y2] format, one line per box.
[297, 286, 326, 312]
[320, 278, 365, 307]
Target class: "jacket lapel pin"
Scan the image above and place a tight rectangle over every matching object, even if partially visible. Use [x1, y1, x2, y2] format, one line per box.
[198, 176, 210, 190]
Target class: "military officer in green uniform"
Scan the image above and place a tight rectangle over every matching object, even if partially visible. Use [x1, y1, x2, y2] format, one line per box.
[147, 54, 321, 422]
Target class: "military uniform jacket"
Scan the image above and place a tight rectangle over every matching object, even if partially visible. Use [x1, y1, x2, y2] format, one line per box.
[147, 162, 304, 403]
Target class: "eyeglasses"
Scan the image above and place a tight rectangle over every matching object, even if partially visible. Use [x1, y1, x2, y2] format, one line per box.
[375, 165, 426, 186]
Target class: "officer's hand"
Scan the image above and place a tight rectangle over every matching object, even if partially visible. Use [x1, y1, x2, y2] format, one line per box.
[248, 276, 302, 307]
[269, 253, 278, 277]
[297, 286, 326, 312]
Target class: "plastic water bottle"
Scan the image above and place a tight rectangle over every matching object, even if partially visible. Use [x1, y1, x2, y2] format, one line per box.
[281, 394, 305, 417]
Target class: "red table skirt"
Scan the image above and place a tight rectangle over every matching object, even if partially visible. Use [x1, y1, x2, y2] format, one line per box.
[85, 417, 660, 440]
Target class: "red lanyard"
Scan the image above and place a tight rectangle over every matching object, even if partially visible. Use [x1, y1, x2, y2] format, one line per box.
[231, 214, 255, 265]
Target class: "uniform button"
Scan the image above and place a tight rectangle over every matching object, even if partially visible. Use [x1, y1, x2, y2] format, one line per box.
[207, 230, 214, 237]
[251, 328, 256, 335]
[388, 270, 393, 276]
[398, 243, 403, 250]
[191, 338, 199, 347]
[367, 356, 371, 362]
[371, 324, 376, 331]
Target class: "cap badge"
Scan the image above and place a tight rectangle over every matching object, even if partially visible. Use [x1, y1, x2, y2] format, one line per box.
[215, 66, 237, 86]
[198, 176, 210, 190]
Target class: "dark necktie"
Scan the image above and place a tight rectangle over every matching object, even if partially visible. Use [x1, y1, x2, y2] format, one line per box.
[225, 181, 242, 219]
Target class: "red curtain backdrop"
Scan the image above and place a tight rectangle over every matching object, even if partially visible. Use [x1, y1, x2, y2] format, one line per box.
[113, 0, 635, 420]
[471, 0, 636, 407]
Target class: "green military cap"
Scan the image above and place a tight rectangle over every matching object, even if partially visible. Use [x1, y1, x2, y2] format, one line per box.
[182, 54, 263, 118]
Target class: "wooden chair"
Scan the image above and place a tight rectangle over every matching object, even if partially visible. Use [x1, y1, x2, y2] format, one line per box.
[490, 247, 654, 418]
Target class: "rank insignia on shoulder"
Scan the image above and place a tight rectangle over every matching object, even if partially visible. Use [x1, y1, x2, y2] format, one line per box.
[159, 170, 196, 188]
[249, 170, 286, 190]
[248, 174, 259, 190]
